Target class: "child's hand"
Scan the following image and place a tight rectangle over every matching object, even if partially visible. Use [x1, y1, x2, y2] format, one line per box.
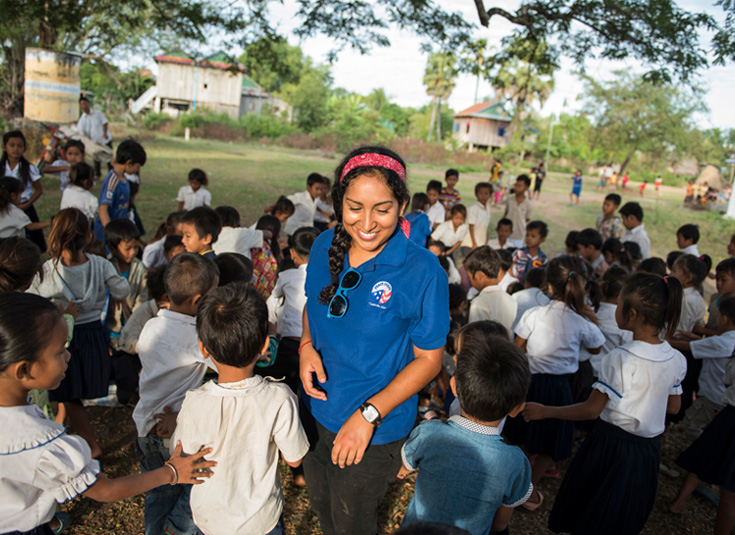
[396, 465, 413, 480]
[674, 330, 699, 341]
[523, 402, 546, 422]
[167, 441, 216, 485]
[154, 407, 178, 438]
[61, 302, 80, 319]
[111, 299, 127, 312]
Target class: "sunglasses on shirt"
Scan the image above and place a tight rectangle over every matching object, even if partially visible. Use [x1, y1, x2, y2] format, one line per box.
[327, 268, 362, 319]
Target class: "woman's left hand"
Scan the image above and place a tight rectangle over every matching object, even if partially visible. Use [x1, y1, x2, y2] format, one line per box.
[331, 410, 376, 468]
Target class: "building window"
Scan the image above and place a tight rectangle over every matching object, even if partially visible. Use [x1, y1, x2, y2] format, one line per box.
[498, 126, 506, 136]
[454, 122, 459, 132]
[203, 83, 208, 89]
[466, 123, 470, 134]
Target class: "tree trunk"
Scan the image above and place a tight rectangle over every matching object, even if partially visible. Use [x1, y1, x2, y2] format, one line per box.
[436, 95, 442, 141]
[619, 148, 636, 174]
[427, 96, 437, 142]
[1, 42, 26, 116]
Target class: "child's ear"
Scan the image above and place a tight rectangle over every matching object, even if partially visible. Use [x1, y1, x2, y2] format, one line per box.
[508, 402, 526, 418]
[260, 336, 270, 356]
[198, 339, 212, 360]
[203, 234, 212, 246]
[450, 375, 457, 397]
[540, 236, 546, 243]
[11, 361, 32, 382]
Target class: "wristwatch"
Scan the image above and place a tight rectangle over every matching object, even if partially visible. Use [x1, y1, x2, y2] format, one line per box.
[359, 402, 383, 427]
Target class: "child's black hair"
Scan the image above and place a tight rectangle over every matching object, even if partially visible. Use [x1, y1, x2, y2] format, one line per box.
[214, 206, 240, 228]
[116, 138, 147, 166]
[525, 266, 545, 289]
[213, 253, 254, 287]
[450, 204, 467, 218]
[455, 333, 531, 422]
[666, 250, 684, 271]
[411, 192, 430, 212]
[48, 208, 88, 261]
[674, 254, 712, 289]
[602, 238, 631, 270]
[719, 297, 735, 324]
[445, 168, 459, 179]
[507, 281, 524, 294]
[448, 283, 467, 311]
[496, 248, 513, 272]
[104, 218, 141, 249]
[496, 218, 512, 231]
[271, 195, 295, 216]
[196, 281, 268, 368]
[516, 174, 531, 187]
[1, 131, 31, 187]
[637, 257, 667, 276]
[577, 228, 603, 250]
[619, 201, 644, 222]
[463, 246, 502, 279]
[163, 252, 219, 306]
[182, 206, 221, 244]
[146, 265, 168, 302]
[546, 255, 597, 324]
[437, 255, 450, 274]
[455, 320, 509, 353]
[290, 226, 319, 259]
[677, 224, 699, 244]
[0, 292, 62, 373]
[307, 172, 329, 187]
[163, 235, 184, 254]
[604, 193, 622, 206]
[0, 176, 23, 212]
[601, 264, 628, 301]
[475, 182, 492, 196]
[70, 162, 94, 188]
[396, 521, 471, 535]
[564, 230, 579, 252]
[64, 139, 85, 155]
[624, 241, 642, 264]
[256, 214, 282, 261]
[527, 220, 549, 238]
[716, 257, 735, 276]
[427, 180, 442, 194]
[0, 237, 42, 292]
[620, 272, 682, 339]
[188, 168, 208, 186]
[427, 240, 446, 253]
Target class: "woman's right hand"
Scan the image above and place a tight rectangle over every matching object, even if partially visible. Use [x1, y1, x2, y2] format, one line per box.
[300, 343, 328, 401]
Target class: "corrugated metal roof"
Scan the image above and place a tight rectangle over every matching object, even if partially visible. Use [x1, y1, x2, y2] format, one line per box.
[455, 101, 511, 122]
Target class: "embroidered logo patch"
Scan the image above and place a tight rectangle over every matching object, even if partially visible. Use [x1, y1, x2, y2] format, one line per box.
[371, 281, 393, 305]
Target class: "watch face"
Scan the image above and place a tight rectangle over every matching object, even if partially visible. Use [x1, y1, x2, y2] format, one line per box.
[363, 404, 379, 423]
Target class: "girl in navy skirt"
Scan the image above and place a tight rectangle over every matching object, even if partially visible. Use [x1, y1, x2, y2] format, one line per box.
[28, 208, 130, 458]
[523, 272, 686, 535]
[671, 355, 735, 535]
[504, 255, 605, 509]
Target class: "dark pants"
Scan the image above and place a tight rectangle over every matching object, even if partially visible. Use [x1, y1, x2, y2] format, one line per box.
[23, 204, 46, 252]
[668, 349, 702, 425]
[301, 415, 404, 535]
[3, 525, 53, 535]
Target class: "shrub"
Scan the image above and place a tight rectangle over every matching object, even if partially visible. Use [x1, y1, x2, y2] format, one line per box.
[142, 112, 172, 130]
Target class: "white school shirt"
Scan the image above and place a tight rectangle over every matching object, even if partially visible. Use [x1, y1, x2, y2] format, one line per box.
[593, 341, 686, 437]
[118, 299, 159, 355]
[212, 226, 263, 260]
[682, 244, 700, 256]
[589, 302, 633, 377]
[266, 264, 308, 338]
[487, 238, 513, 250]
[427, 201, 446, 228]
[5, 161, 42, 203]
[176, 185, 212, 211]
[515, 300, 605, 375]
[721, 357, 735, 407]
[142, 238, 166, 268]
[314, 197, 334, 224]
[50, 159, 71, 190]
[445, 256, 461, 284]
[132, 309, 215, 437]
[468, 285, 517, 337]
[0, 204, 31, 237]
[431, 220, 468, 248]
[171, 376, 309, 535]
[0, 405, 100, 532]
[621, 224, 651, 259]
[283, 190, 317, 236]
[512, 287, 550, 331]
[461, 201, 491, 247]
[690, 330, 735, 405]
[60, 185, 98, 222]
[498, 271, 519, 292]
[678, 287, 706, 333]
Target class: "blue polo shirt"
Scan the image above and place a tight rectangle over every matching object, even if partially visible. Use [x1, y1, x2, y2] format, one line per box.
[404, 211, 432, 248]
[304, 227, 449, 445]
[94, 170, 130, 241]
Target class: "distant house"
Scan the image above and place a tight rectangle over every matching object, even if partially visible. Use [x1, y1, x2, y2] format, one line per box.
[453, 102, 512, 152]
[130, 50, 292, 120]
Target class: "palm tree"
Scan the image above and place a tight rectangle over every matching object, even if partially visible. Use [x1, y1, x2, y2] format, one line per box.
[423, 52, 458, 142]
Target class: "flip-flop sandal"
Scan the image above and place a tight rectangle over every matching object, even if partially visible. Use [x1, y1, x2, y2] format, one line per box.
[693, 484, 720, 507]
[51, 512, 70, 534]
[522, 490, 544, 511]
[544, 468, 562, 479]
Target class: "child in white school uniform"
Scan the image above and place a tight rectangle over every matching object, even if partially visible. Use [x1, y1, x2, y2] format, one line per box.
[464, 246, 517, 337]
[0, 292, 215, 535]
[431, 204, 468, 258]
[212, 206, 266, 260]
[511, 266, 550, 331]
[173, 282, 309, 535]
[177, 168, 212, 211]
[504, 255, 605, 510]
[523, 272, 687, 535]
[0, 176, 51, 238]
[43, 139, 86, 192]
[59, 162, 98, 223]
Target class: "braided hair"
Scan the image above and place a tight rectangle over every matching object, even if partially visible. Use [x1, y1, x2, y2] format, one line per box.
[318, 146, 409, 305]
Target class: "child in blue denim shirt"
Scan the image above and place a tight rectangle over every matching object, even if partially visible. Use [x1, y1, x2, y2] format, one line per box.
[398, 328, 533, 535]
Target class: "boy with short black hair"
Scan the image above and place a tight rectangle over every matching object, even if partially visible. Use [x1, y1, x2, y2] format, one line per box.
[172, 282, 309, 535]
[460, 182, 492, 255]
[431, 204, 468, 257]
[105, 218, 147, 346]
[595, 193, 623, 241]
[465, 246, 517, 335]
[511, 220, 548, 283]
[504, 175, 532, 248]
[488, 218, 513, 250]
[677, 224, 700, 256]
[283, 172, 330, 238]
[142, 210, 187, 268]
[426, 179, 446, 230]
[619, 201, 650, 259]
[132, 252, 219, 534]
[398, 333, 533, 534]
[496, 248, 519, 292]
[577, 228, 608, 277]
[440, 168, 461, 210]
[181, 206, 221, 260]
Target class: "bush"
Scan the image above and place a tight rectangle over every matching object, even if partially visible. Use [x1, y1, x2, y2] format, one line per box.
[142, 112, 172, 130]
[239, 113, 295, 139]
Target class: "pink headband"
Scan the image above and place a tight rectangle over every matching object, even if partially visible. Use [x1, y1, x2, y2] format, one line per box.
[340, 153, 406, 182]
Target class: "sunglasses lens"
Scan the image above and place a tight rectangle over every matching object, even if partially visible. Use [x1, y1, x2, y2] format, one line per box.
[329, 295, 347, 317]
[341, 270, 361, 290]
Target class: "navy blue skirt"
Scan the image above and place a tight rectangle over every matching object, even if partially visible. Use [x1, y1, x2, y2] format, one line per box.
[2, 523, 54, 535]
[548, 420, 660, 535]
[50, 321, 110, 402]
[677, 404, 735, 492]
[502, 373, 575, 461]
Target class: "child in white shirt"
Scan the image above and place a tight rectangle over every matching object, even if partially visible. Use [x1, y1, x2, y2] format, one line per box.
[0, 177, 50, 238]
[282, 173, 329, 238]
[676, 224, 700, 257]
[173, 282, 309, 535]
[212, 205, 265, 260]
[670, 254, 710, 332]
[464, 246, 517, 336]
[431, 204, 468, 257]
[60, 162, 98, 223]
[177, 168, 212, 211]
[426, 180, 446, 230]
[43, 139, 86, 191]
[460, 182, 492, 253]
[619, 202, 651, 259]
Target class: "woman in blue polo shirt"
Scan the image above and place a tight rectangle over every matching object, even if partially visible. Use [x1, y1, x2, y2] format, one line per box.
[299, 146, 449, 535]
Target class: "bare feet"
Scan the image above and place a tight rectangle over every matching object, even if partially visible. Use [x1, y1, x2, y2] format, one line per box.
[669, 501, 687, 514]
[90, 446, 103, 459]
[292, 474, 307, 488]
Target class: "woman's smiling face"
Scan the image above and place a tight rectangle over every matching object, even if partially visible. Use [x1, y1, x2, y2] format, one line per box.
[342, 171, 404, 259]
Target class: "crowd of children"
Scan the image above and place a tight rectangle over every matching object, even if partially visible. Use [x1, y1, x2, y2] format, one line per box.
[2, 131, 734, 535]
